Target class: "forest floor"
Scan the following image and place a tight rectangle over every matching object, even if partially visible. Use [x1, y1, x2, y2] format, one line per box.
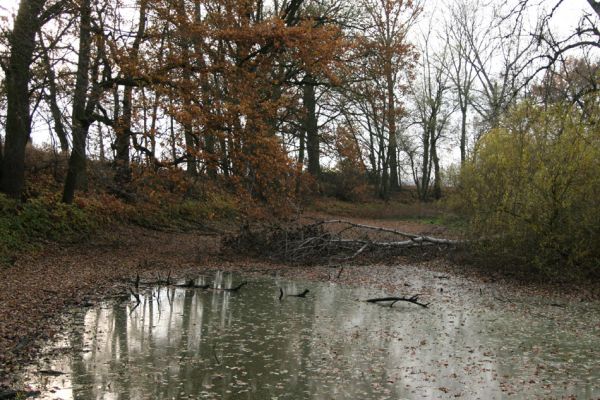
[0, 206, 598, 390]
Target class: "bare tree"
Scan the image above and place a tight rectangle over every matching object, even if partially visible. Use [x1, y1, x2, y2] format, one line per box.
[442, 0, 477, 165]
[62, 0, 110, 203]
[353, 0, 420, 199]
[408, 28, 454, 201]
[506, 0, 600, 90]
[454, 0, 538, 131]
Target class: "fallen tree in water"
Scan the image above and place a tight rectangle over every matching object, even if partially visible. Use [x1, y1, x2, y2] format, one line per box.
[223, 218, 464, 264]
[366, 294, 429, 308]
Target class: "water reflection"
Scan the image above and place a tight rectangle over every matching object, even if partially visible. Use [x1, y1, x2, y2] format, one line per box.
[24, 272, 600, 399]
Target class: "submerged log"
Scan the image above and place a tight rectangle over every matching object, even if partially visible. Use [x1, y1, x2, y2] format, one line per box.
[366, 294, 429, 308]
[289, 289, 310, 298]
[279, 288, 310, 299]
[215, 281, 248, 292]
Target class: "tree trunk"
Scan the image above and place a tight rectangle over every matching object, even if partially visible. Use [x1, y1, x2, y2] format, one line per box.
[460, 104, 467, 165]
[62, 0, 92, 204]
[386, 66, 399, 192]
[176, 0, 197, 177]
[114, 86, 132, 185]
[298, 127, 305, 165]
[431, 135, 442, 200]
[303, 75, 320, 178]
[114, 0, 147, 184]
[420, 125, 431, 201]
[1, 0, 48, 199]
[40, 34, 69, 153]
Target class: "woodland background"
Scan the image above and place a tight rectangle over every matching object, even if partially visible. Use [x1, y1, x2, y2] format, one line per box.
[0, 0, 599, 277]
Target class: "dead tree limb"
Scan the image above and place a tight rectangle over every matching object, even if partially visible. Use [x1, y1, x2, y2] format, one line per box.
[366, 295, 429, 308]
[317, 219, 463, 245]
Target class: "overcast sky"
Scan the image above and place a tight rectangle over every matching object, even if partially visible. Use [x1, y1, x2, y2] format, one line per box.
[0, 0, 594, 26]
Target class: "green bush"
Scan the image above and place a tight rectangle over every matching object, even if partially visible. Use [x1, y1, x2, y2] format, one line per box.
[0, 194, 98, 264]
[454, 100, 600, 277]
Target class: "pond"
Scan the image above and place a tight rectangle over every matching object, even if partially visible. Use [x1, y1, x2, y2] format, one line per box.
[19, 270, 600, 399]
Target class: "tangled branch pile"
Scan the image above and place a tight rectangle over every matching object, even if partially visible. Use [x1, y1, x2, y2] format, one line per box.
[223, 219, 463, 264]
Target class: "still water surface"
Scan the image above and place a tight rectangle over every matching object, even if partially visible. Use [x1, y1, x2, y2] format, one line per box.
[22, 271, 600, 399]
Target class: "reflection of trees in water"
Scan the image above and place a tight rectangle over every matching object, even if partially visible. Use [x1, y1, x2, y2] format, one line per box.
[114, 303, 131, 400]
[65, 276, 509, 399]
[26, 273, 600, 399]
[68, 309, 91, 399]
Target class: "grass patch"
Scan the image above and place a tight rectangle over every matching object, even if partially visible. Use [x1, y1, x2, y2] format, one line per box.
[309, 196, 444, 221]
[126, 191, 240, 232]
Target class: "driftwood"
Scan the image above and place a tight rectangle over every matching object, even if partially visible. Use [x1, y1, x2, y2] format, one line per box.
[366, 294, 429, 308]
[224, 218, 464, 264]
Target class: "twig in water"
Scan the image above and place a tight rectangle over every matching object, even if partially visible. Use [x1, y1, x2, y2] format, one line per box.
[212, 343, 221, 365]
[289, 289, 310, 298]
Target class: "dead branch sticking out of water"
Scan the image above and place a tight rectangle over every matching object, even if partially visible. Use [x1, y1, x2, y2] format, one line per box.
[128, 287, 141, 304]
[212, 343, 221, 365]
[279, 288, 310, 299]
[366, 295, 429, 308]
[131, 270, 172, 286]
[289, 289, 310, 297]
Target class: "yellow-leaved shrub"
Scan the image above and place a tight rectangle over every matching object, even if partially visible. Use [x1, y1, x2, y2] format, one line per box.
[455, 100, 600, 277]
